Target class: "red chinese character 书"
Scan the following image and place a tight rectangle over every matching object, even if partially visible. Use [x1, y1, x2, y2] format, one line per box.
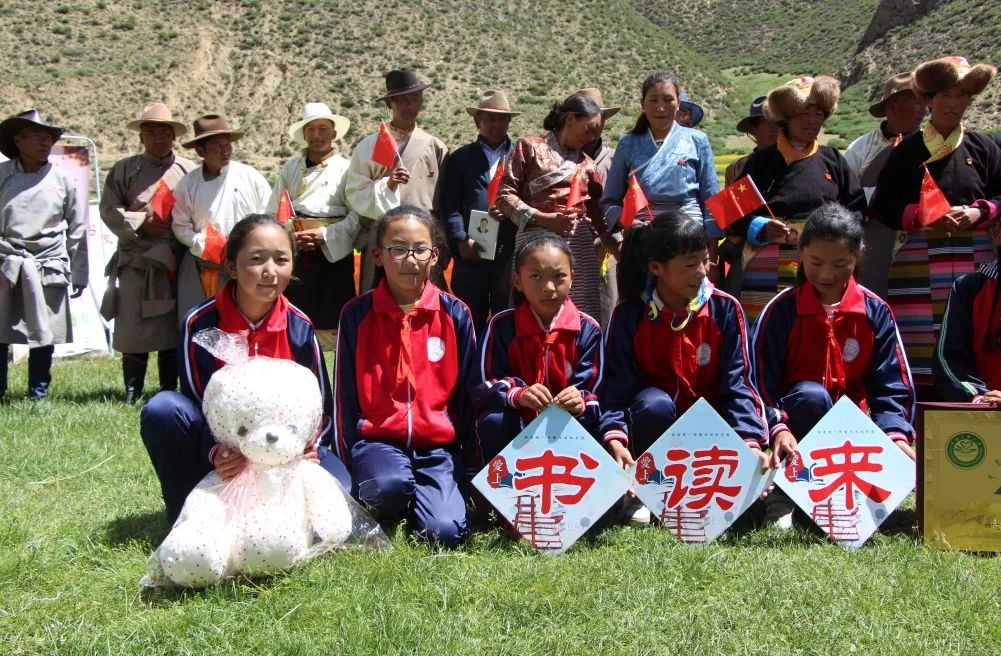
[687, 446, 742, 510]
[807, 440, 891, 511]
[514, 450, 598, 514]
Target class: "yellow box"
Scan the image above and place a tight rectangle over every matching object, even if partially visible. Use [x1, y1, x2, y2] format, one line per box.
[919, 403, 1001, 551]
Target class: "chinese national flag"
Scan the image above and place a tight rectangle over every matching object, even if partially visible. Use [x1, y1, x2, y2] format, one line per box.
[149, 179, 175, 223]
[201, 223, 226, 264]
[276, 189, 296, 225]
[486, 159, 505, 206]
[565, 162, 586, 210]
[371, 121, 400, 170]
[619, 173, 652, 229]
[918, 165, 951, 226]
[705, 175, 767, 229]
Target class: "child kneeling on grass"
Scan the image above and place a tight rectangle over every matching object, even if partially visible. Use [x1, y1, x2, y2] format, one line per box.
[598, 211, 769, 525]
[472, 232, 603, 467]
[752, 203, 916, 528]
[332, 205, 477, 547]
[140, 214, 351, 525]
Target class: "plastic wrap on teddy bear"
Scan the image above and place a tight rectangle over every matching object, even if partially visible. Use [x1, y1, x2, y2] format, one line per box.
[141, 329, 388, 588]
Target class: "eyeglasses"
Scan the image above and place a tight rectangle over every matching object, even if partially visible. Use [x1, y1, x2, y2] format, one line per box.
[381, 245, 437, 261]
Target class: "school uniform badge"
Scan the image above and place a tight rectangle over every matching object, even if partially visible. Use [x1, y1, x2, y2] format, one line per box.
[472, 406, 630, 554]
[427, 336, 445, 362]
[842, 338, 860, 363]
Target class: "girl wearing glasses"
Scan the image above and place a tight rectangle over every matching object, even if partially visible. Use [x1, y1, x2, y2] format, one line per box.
[332, 205, 477, 547]
[597, 210, 768, 525]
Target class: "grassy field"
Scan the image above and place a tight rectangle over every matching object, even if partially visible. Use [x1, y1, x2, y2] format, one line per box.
[3, 356, 1001, 654]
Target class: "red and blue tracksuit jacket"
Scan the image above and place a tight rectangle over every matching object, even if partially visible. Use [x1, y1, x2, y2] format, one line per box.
[472, 298, 602, 427]
[597, 287, 768, 448]
[935, 258, 1001, 401]
[332, 279, 477, 462]
[180, 282, 334, 448]
[752, 277, 916, 442]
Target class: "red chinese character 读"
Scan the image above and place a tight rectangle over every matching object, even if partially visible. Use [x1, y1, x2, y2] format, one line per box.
[687, 446, 741, 510]
[807, 440, 891, 511]
[514, 449, 599, 514]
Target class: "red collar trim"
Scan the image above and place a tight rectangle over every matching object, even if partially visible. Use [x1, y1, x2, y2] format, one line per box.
[796, 277, 866, 315]
[372, 278, 441, 316]
[514, 298, 580, 336]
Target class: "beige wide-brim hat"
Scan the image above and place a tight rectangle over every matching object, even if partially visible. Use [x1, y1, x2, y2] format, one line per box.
[181, 114, 244, 149]
[868, 73, 916, 118]
[913, 56, 996, 97]
[465, 90, 520, 117]
[576, 87, 620, 118]
[764, 75, 840, 123]
[288, 102, 350, 145]
[125, 102, 187, 137]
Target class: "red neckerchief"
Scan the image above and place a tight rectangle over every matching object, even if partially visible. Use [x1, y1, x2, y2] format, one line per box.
[372, 278, 441, 393]
[795, 278, 866, 400]
[214, 281, 293, 360]
[513, 298, 581, 388]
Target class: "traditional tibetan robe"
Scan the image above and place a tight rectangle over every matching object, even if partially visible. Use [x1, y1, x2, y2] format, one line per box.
[171, 160, 270, 319]
[0, 158, 85, 346]
[345, 125, 448, 292]
[268, 151, 359, 328]
[496, 132, 602, 320]
[870, 127, 1001, 387]
[100, 152, 196, 352]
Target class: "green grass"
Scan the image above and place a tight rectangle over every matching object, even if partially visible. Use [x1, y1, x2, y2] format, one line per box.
[4, 357, 1001, 654]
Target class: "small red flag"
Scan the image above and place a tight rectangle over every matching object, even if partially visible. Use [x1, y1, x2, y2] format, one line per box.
[565, 162, 587, 210]
[486, 159, 505, 207]
[371, 121, 400, 170]
[201, 223, 226, 264]
[705, 175, 767, 229]
[276, 189, 296, 225]
[619, 173, 653, 229]
[918, 165, 951, 226]
[149, 179, 175, 223]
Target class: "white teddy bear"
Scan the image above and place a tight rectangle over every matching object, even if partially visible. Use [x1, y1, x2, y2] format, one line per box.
[144, 354, 353, 588]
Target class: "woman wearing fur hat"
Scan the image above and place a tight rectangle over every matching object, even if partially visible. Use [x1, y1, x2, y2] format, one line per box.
[871, 56, 1001, 394]
[729, 75, 865, 323]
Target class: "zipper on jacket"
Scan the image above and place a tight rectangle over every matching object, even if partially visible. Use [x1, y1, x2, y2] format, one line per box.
[406, 381, 413, 449]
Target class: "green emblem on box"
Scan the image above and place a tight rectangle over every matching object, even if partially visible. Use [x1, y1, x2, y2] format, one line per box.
[946, 432, 986, 469]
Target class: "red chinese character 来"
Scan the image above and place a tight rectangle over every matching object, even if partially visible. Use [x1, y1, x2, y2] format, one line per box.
[807, 440, 891, 511]
[687, 446, 742, 510]
[514, 449, 599, 514]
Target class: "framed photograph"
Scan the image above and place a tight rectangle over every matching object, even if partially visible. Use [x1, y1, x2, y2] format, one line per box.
[468, 209, 499, 261]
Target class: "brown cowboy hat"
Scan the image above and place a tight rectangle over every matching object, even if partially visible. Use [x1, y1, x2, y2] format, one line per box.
[0, 109, 64, 159]
[868, 73, 917, 118]
[764, 75, 840, 123]
[465, 90, 520, 117]
[125, 102, 187, 137]
[913, 56, 996, 97]
[376, 69, 433, 102]
[181, 114, 244, 149]
[576, 87, 620, 118]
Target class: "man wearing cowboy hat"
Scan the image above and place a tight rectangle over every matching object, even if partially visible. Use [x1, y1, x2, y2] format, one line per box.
[844, 72, 926, 203]
[576, 87, 621, 327]
[345, 69, 448, 292]
[439, 90, 518, 332]
[268, 102, 358, 331]
[171, 113, 270, 318]
[100, 102, 196, 403]
[0, 109, 86, 401]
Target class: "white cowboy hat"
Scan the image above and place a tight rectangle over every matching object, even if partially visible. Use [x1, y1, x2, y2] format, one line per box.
[288, 102, 350, 145]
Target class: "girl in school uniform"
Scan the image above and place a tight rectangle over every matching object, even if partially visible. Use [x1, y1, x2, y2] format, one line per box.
[598, 210, 768, 524]
[752, 203, 916, 526]
[473, 232, 603, 468]
[333, 205, 477, 548]
[934, 223, 1001, 404]
[140, 214, 351, 525]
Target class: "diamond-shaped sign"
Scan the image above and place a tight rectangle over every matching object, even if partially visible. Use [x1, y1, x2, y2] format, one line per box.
[774, 396, 916, 550]
[472, 406, 631, 554]
[629, 398, 774, 544]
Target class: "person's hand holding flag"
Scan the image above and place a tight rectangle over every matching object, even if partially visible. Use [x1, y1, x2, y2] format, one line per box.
[371, 121, 410, 191]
